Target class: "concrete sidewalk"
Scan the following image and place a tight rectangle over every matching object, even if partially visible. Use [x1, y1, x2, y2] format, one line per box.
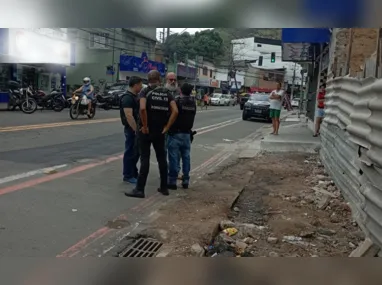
[260, 113, 321, 153]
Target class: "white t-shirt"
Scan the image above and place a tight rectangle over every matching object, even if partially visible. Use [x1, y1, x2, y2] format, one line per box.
[269, 89, 284, 110]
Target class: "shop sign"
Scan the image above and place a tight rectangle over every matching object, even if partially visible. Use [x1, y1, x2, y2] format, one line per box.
[221, 81, 229, 90]
[230, 80, 242, 89]
[282, 43, 314, 62]
[196, 77, 210, 86]
[8, 29, 71, 65]
[210, 79, 220, 88]
[177, 64, 196, 78]
[120, 52, 166, 77]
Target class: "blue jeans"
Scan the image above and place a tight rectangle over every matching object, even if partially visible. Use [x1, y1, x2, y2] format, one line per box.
[166, 135, 181, 174]
[167, 133, 191, 185]
[123, 127, 139, 180]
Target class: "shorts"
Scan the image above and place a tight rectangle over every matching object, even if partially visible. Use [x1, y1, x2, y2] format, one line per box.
[269, 109, 281, 118]
[316, 108, 325, 118]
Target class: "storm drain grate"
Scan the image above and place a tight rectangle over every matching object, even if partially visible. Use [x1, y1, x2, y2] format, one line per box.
[119, 238, 163, 257]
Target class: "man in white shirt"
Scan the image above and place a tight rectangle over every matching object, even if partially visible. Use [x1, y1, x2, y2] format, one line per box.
[269, 82, 284, 135]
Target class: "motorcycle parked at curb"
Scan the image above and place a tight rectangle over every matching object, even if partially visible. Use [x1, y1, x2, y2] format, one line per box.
[7, 81, 38, 114]
[28, 86, 66, 112]
[69, 93, 96, 120]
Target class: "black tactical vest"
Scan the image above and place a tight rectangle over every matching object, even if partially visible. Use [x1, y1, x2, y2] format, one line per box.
[146, 86, 172, 133]
[170, 95, 196, 133]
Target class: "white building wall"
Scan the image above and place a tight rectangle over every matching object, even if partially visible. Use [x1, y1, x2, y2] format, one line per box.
[232, 37, 303, 85]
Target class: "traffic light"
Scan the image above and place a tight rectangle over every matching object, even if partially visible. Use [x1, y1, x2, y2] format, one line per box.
[258, 56, 263, 66]
[271, 52, 276, 63]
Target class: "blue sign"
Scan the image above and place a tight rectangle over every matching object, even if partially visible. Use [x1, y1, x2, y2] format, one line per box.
[119, 52, 166, 77]
[282, 28, 331, 43]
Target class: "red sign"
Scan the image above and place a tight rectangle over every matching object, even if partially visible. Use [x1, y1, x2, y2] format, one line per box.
[210, 79, 219, 87]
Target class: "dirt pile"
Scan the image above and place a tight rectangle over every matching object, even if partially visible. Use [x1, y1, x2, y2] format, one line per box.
[206, 153, 364, 257]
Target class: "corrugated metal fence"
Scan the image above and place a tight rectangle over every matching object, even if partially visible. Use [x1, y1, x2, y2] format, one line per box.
[321, 75, 382, 249]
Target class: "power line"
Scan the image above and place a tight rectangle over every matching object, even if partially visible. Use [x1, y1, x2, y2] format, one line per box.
[21, 28, 297, 83]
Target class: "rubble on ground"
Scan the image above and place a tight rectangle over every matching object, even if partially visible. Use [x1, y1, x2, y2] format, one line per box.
[205, 153, 366, 257]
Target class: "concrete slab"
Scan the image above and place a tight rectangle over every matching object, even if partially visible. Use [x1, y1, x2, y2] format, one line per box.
[349, 238, 380, 257]
[260, 123, 320, 153]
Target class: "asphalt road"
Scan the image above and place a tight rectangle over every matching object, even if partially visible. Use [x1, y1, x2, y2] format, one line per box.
[0, 106, 268, 257]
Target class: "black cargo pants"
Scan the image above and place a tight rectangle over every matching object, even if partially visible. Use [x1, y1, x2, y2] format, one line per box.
[136, 131, 167, 193]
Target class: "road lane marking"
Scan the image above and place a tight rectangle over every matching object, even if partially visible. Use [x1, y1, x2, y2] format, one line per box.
[0, 108, 235, 132]
[0, 155, 123, 197]
[0, 164, 67, 185]
[0, 118, 120, 132]
[0, 118, 242, 193]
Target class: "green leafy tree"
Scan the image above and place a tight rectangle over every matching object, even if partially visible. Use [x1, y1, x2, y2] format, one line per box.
[163, 32, 196, 62]
[163, 30, 224, 63]
[192, 30, 224, 61]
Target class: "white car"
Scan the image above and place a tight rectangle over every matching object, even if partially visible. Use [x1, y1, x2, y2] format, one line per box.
[210, 93, 225, 106]
[210, 93, 236, 106]
[222, 94, 236, 106]
[291, 98, 299, 107]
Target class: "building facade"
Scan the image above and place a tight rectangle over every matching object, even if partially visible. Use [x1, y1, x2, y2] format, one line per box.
[65, 28, 161, 89]
[244, 66, 285, 93]
[232, 37, 302, 92]
[0, 28, 74, 108]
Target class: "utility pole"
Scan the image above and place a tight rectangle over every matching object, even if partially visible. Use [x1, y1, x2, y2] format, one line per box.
[167, 28, 170, 39]
[173, 52, 177, 75]
[185, 54, 189, 80]
[290, 62, 296, 99]
[163, 28, 166, 43]
[230, 43, 239, 94]
[111, 28, 116, 83]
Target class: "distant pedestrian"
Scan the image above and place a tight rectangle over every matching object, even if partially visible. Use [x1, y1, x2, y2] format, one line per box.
[125, 70, 178, 199]
[201, 93, 209, 110]
[269, 82, 285, 135]
[120, 76, 143, 184]
[314, 84, 326, 137]
[167, 83, 197, 190]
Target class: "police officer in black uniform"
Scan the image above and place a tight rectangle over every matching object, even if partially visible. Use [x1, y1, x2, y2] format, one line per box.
[125, 70, 178, 199]
[167, 83, 197, 190]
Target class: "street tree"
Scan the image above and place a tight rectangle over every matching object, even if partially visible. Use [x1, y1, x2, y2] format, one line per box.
[163, 30, 224, 63]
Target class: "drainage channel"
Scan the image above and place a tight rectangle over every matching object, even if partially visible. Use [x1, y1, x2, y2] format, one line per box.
[119, 238, 163, 257]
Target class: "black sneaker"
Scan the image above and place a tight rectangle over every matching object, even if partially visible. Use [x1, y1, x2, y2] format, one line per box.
[182, 184, 189, 189]
[157, 188, 169, 196]
[168, 184, 177, 190]
[124, 189, 145, 198]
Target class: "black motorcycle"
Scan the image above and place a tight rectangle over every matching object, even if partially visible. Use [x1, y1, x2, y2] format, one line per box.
[69, 93, 96, 120]
[29, 87, 66, 112]
[95, 92, 120, 110]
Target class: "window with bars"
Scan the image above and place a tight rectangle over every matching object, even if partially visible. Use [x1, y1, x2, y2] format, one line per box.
[89, 32, 111, 49]
[143, 41, 151, 53]
[203, 67, 208, 76]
